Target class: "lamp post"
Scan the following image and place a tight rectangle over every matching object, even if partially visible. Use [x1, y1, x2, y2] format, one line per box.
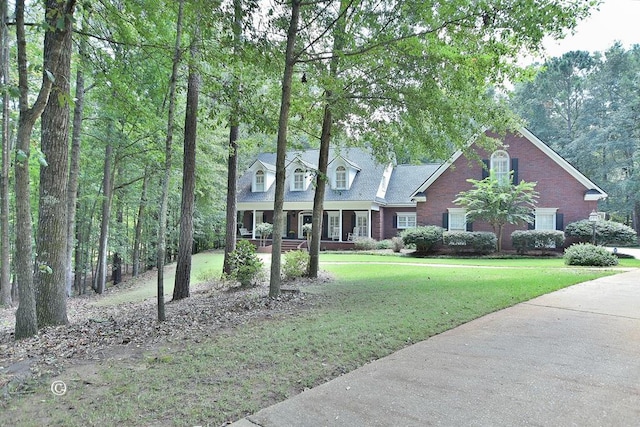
[588, 210, 599, 245]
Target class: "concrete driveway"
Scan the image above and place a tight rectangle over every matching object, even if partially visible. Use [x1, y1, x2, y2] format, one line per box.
[232, 268, 640, 426]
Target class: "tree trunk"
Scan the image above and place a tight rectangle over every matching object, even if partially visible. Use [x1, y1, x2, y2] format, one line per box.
[309, 104, 332, 277]
[0, 0, 11, 306]
[157, 0, 184, 321]
[112, 196, 123, 285]
[223, 0, 242, 276]
[309, 0, 348, 278]
[173, 26, 200, 301]
[14, 0, 73, 338]
[34, 0, 76, 328]
[132, 169, 149, 277]
[66, 13, 86, 297]
[270, 0, 301, 298]
[94, 141, 113, 294]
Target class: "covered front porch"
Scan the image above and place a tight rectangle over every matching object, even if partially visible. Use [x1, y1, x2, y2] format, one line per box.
[238, 203, 380, 242]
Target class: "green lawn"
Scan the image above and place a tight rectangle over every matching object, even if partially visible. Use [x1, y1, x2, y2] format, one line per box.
[3, 252, 631, 426]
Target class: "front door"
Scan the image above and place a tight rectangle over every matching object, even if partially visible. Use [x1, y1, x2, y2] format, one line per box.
[299, 213, 313, 238]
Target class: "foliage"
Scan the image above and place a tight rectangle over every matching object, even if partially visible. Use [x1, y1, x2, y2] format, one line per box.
[443, 231, 497, 254]
[564, 243, 619, 267]
[282, 250, 309, 280]
[302, 223, 313, 238]
[226, 240, 263, 287]
[391, 236, 404, 253]
[511, 45, 640, 231]
[401, 226, 444, 254]
[511, 230, 565, 254]
[565, 220, 638, 246]
[255, 222, 273, 247]
[353, 237, 378, 250]
[376, 239, 393, 250]
[453, 171, 538, 251]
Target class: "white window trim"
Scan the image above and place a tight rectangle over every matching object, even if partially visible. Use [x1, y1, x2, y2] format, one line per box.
[447, 208, 467, 232]
[534, 208, 558, 231]
[397, 212, 417, 229]
[491, 150, 510, 185]
[253, 170, 265, 192]
[292, 168, 305, 191]
[335, 166, 347, 190]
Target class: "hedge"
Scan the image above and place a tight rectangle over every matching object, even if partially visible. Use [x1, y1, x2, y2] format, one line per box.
[511, 230, 565, 254]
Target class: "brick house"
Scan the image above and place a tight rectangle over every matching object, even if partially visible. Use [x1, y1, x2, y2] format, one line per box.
[236, 127, 607, 250]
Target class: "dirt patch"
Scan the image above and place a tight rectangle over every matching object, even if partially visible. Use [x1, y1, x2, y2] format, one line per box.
[0, 271, 333, 398]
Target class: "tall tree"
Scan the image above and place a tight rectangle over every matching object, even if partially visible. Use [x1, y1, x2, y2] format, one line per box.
[0, 0, 10, 306]
[222, 0, 243, 276]
[158, 0, 185, 320]
[173, 24, 201, 301]
[14, 0, 76, 338]
[269, 0, 302, 298]
[66, 12, 87, 297]
[35, 0, 77, 328]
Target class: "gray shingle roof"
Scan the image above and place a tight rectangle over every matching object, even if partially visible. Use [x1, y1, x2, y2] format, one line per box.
[237, 147, 436, 206]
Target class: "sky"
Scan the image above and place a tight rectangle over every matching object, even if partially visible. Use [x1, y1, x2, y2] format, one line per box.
[540, 0, 640, 58]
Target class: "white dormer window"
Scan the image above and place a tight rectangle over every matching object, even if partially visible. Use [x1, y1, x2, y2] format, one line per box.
[491, 150, 510, 185]
[254, 170, 265, 192]
[293, 168, 305, 191]
[335, 166, 347, 189]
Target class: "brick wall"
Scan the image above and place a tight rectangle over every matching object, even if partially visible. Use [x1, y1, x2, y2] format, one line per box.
[416, 132, 599, 250]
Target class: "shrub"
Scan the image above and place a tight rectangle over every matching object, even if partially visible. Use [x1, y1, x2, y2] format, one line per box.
[564, 243, 618, 267]
[282, 250, 309, 280]
[353, 237, 378, 250]
[400, 226, 444, 254]
[391, 236, 404, 253]
[227, 240, 263, 286]
[442, 231, 497, 254]
[565, 220, 637, 246]
[511, 230, 565, 254]
[376, 239, 393, 250]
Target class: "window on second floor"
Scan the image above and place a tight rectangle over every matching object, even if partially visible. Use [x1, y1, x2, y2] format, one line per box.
[293, 168, 305, 191]
[335, 166, 347, 189]
[254, 170, 265, 192]
[491, 150, 510, 185]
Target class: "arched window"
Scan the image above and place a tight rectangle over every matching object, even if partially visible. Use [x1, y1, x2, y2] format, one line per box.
[491, 150, 510, 185]
[335, 166, 347, 189]
[254, 170, 265, 192]
[293, 168, 305, 191]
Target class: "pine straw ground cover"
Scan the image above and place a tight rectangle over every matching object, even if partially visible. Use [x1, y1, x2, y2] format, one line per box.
[0, 253, 623, 426]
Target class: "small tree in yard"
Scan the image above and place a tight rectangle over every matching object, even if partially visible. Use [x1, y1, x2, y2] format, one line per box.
[255, 222, 273, 247]
[454, 171, 539, 252]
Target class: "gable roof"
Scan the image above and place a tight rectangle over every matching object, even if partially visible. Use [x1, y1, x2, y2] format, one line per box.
[386, 164, 440, 206]
[410, 127, 608, 201]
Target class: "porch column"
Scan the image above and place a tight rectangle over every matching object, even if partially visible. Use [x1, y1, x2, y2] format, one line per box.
[339, 208, 343, 242]
[251, 209, 256, 239]
[368, 209, 372, 238]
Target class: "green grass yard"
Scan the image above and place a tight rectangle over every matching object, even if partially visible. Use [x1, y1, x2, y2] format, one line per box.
[2, 251, 635, 426]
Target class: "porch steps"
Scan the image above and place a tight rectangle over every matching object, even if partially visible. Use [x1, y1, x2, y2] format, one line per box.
[280, 239, 306, 253]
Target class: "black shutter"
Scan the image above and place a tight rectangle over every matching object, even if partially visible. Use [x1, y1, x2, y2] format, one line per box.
[393, 215, 398, 228]
[511, 158, 518, 184]
[351, 213, 356, 232]
[322, 212, 328, 238]
[556, 213, 564, 231]
[442, 212, 449, 229]
[528, 213, 535, 230]
[482, 159, 490, 179]
[466, 221, 473, 232]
